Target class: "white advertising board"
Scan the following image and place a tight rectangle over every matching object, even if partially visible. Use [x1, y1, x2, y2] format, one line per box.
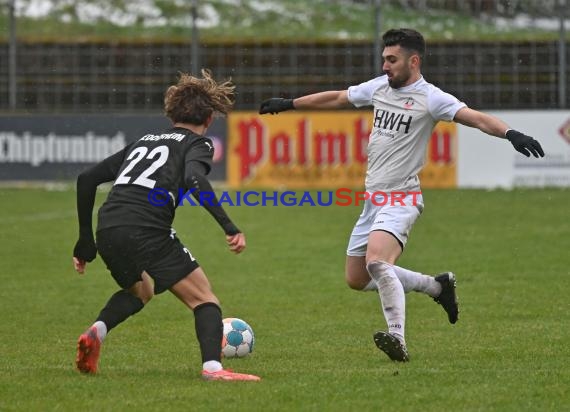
[457, 111, 570, 188]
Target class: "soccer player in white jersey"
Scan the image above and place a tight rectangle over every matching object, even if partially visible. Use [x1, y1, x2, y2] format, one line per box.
[258, 28, 544, 362]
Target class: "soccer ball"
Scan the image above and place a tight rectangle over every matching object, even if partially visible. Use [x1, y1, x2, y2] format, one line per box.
[221, 317, 255, 358]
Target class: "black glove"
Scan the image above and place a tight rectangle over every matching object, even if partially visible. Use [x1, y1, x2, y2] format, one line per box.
[73, 236, 97, 262]
[259, 98, 295, 114]
[506, 129, 545, 158]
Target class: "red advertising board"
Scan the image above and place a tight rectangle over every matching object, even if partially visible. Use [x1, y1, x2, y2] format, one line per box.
[228, 112, 457, 189]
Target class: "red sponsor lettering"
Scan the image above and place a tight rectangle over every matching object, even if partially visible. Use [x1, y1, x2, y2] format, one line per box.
[237, 119, 265, 180]
[390, 191, 406, 206]
[335, 188, 352, 206]
[235, 116, 372, 180]
[430, 129, 452, 163]
[270, 132, 291, 164]
[354, 191, 370, 206]
[371, 191, 388, 206]
[297, 119, 309, 164]
[559, 118, 570, 144]
[315, 132, 348, 166]
[409, 191, 422, 205]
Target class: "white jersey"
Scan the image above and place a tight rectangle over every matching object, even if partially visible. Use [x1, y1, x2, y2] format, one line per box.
[348, 75, 466, 192]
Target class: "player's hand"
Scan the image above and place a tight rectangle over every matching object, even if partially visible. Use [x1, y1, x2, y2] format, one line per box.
[73, 257, 87, 274]
[226, 233, 246, 254]
[506, 129, 545, 158]
[259, 98, 295, 115]
[73, 236, 97, 273]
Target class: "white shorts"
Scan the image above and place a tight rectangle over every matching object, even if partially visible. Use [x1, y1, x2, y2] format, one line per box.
[346, 191, 424, 256]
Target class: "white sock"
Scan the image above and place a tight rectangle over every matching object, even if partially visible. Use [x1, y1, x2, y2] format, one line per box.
[202, 360, 223, 373]
[362, 279, 378, 291]
[361, 267, 441, 297]
[92, 321, 107, 342]
[392, 265, 442, 297]
[367, 261, 406, 344]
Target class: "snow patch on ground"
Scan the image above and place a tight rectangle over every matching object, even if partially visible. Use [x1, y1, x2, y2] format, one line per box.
[11, 1, 570, 34]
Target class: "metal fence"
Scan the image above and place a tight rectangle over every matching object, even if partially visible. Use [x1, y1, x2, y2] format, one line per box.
[0, 0, 568, 112]
[0, 39, 568, 112]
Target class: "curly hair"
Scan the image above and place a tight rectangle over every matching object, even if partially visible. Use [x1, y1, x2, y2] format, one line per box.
[164, 69, 236, 125]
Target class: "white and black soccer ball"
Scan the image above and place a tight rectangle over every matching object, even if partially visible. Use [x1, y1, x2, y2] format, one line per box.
[221, 317, 255, 358]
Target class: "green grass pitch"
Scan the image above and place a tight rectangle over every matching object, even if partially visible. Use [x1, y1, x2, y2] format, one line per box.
[0, 187, 568, 411]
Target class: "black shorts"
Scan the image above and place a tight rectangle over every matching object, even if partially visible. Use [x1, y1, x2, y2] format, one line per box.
[96, 226, 200, 294]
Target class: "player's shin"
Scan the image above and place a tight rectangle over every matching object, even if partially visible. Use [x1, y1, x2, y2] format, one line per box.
[193, 302, 224, 372]
[391, 265, 442, 297]
[367, 261, 406, 343]
[96, 290, 145, 332]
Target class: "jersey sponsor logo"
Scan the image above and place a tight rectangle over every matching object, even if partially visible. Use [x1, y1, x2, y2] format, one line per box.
[204, 141, 213, 152]
[139, 132, 185, 142]
[403, 97, 415, 110]
[373, 109, 412, 134]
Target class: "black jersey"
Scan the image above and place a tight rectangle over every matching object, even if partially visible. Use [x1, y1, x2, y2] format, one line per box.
[96, 127, 213, 231]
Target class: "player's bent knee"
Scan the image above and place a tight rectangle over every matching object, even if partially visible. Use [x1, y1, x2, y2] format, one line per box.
[345, 275, 363, 290]
[129, 288, 153, 305]
[345, 270, 371, 290]
[345, 256, 370, 290]
[366, 260, 391, 281]
[128, 278, 154, 305]
[139, 293, 153, 305]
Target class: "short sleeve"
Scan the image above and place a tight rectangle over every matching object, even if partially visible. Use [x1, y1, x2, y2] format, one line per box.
[347, 76, 387, 108]
[427, 87, 467, 122]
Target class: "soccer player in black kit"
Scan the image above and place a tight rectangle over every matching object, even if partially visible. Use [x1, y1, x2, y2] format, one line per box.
[72, 69, 260, 381]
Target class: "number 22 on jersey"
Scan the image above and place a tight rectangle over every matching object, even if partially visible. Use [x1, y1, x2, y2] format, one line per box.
[115, 145, 169, 189]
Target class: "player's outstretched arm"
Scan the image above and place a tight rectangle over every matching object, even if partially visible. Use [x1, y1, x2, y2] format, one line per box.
[259, 90, 350, 114]
[454, 107, 544, 158]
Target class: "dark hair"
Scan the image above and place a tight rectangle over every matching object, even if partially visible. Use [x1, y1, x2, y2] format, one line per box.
[382, 28, 426, 59]
[164, 69, 235, 125]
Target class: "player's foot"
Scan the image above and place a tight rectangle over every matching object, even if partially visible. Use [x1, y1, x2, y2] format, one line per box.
[433, 272, 459, 324]
[373, 331, 409, 362]
[76, 326, 101, 374]
[202, 369, 261, 381]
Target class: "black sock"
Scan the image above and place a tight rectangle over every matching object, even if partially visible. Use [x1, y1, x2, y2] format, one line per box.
[96, 290, 145, 331]
[193, 302, 223, 363]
